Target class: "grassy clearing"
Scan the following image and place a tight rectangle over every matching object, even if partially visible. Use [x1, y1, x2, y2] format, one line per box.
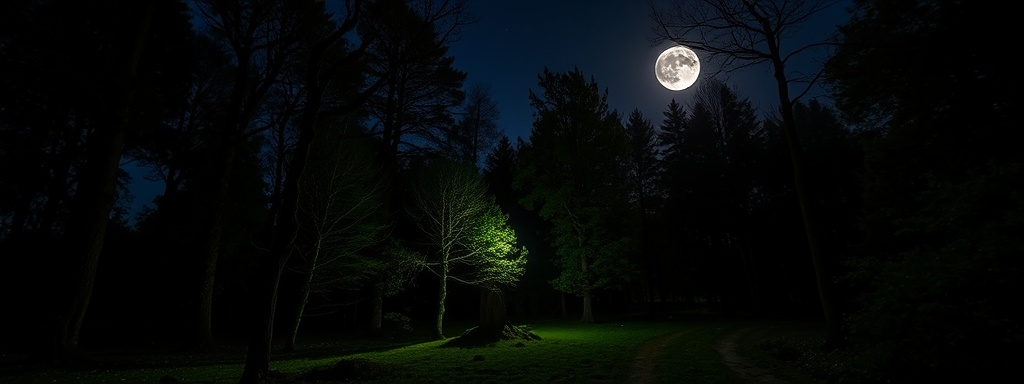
[317, 320, 684, 383]
[0, 316, 834, 384]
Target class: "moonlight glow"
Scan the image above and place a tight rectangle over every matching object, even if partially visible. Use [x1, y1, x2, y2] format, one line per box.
[655, 45, 700, 91]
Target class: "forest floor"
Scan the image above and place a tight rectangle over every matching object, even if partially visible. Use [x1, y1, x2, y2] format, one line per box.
[628, 326, 790, 384]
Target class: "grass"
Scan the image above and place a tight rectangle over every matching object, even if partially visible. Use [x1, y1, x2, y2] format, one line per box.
[0, 315, 838, 384]
[654, 320, 743, 383]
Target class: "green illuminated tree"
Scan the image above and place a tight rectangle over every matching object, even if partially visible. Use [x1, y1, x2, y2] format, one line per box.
[408, 158, 527, 339]
[517, 68, 634, 323]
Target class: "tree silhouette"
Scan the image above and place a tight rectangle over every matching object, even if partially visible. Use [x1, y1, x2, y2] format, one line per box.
[440, 83, 502, 165]
[623, 109, 662, 313]
[826, 0, 1020, 380]
[0, 0, 192, 362]
[192, 0, 319, 351]
[356, 0, 470, 334]
[649, 0, 845, 344]
[518, 68, 634, 323]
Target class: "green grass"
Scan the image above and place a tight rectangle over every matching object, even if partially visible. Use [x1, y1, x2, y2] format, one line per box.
[325, 320, 685, 383]
[654, 320, 743, 383]
[0, 316, 836, 384]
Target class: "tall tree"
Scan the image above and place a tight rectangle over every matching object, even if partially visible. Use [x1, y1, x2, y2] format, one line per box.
[408, 158, 526, 339]
[285, 131, 386, 351]
[649, 0, 846, 344]
[517, 68, 634, 323]
[127, 34, 231, 202]
[56, 0, 163, 361]
[0, 0, 191, 361]
[440, 83, 502, 165]
[240, 0, 471, 380]
[623, 109, 662, 312]
[826, 0, 1020, 380]
[357, 0, 470, 332]
[192, 0, 315, 350]
[362, 0, 468, 165]
[484, 135, 556, 321]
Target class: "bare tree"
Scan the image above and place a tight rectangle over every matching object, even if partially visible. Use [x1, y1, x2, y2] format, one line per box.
[51, 0, 163, 362]
[649, 0, 844, 345]
[285, 131, 387, 352]
[408, 159, 526, 340]
[240, 1, 471, 381]
[192, 0, 314, 350]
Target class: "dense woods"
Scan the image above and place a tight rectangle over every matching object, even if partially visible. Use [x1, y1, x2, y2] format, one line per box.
[0, 0, 1017, 382]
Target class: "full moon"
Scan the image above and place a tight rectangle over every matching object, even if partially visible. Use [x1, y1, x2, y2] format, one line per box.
[655, 45, 700, 91]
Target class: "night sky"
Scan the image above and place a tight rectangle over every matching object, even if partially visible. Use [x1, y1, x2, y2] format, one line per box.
[447, 0, 851, 143]
[127, 0, 850, 223]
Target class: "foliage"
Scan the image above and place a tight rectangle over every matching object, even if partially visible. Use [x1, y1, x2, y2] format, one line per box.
[826, 0, 1021, 381]
[383, 312, 414, 333]
[517, 67, 636, 304]
[409, 158, 527, 287]
[361, 0, 468, 163]
[654, 79, 769, 309]
[437, 83, 503, 164]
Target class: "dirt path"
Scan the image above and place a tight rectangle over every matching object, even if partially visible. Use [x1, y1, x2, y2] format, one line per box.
[712, 327, 788, 384]
[627, 331, 684, 384]
[628, 327, 788, 384]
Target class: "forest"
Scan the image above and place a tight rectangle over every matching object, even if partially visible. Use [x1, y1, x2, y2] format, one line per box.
[0, 0, 1018, 383]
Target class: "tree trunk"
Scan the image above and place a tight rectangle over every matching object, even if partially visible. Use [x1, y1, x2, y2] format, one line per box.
[285, 284, 311, 352]
[287, 234, 325, 351]
[195, 157, 229, 349]
[772, 59, 841, 346]
[53, 121, 127, 362]
[237, 138, 311, 382]
[581, 289, 594, 323]
[50, 1, 156, 362]
[559, 293, 566, 318]
[194, 22, 255, 351]
[239, 63, 324, 384]
[434, 263, 448, 340]
[285, 244, 320, 352]
[371, 277, 384, 331]
[477, 286, 507, 337]
[580, 250, 594, 323]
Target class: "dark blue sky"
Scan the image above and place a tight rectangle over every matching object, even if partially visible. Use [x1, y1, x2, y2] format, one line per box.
[447, 0, 851, 143]
[126, 0, 850, 222]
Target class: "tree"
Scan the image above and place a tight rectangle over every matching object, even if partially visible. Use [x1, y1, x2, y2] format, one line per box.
[239, 0, 398, 379]
[517, 68, 634, 323]
[408, 158, 526, 339]
[649, 0, 845, 344]
[483, 135, 558, 321]
[0, 0, 191, 362]
[362, 0, 468, 165]
[127, 34, 232, 201]
[623, 109, 662, 312]
[826, 1, 1019, 380]
[440, 83, 502, 165]
[192, 0, 317, 350]
[681, 79, 763, 311]
[285, 130, 387, 352]
[356, 0, 470, 335]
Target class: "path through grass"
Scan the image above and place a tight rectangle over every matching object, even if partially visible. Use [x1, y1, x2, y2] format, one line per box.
[1, 316, 824, 383]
